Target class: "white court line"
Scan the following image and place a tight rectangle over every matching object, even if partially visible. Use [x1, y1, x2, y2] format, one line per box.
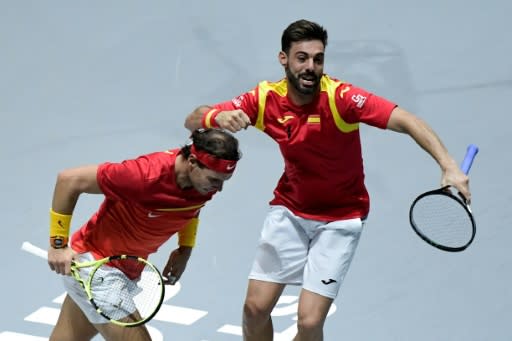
[24, 307, 59, 325]
[25, 297, 207, 326]
[217, 324, 242, 336]
[52, 293, 66, 304]
[0, 331, 47, 341]
[217, 323, 297, 341]
[20, 242, 209, 326]
[23, 307, 164, 341]
[153, 304, 208, 325]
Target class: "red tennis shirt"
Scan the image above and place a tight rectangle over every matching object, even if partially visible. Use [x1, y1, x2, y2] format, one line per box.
[212, 74, 396, 221]
[71, 149, 214, 262]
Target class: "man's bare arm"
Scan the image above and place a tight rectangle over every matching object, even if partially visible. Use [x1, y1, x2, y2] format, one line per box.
[387, 107, 470, 201]
[52, 165, 102, 214]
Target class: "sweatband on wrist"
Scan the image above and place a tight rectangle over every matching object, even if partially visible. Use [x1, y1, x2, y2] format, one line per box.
[178, 218, 199, 247]
[49, 208, 72, 248]
[201, 108, 221, 128]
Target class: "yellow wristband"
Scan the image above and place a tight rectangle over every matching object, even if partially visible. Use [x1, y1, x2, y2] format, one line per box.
[50, 208, 72, 238]
[178, 218, 198, 247]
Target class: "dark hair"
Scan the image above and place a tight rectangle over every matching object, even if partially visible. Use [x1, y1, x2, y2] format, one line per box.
[181, 128, 241, 163]
[281, 19, 328, 54]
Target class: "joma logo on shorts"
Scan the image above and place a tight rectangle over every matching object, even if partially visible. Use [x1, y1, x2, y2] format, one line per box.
[321, 279, 337, 285]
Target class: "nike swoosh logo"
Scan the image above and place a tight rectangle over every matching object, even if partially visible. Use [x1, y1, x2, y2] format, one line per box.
[227, 164, 235, 170]
[147, 212, 161, 218]
[321, 279, 337, 285]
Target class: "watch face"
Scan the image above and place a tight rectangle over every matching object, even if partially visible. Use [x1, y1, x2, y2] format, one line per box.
[50, 236, 68, 249]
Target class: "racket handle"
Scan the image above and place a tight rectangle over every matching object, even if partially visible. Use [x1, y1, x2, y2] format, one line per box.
[460, 144, 479, 175]
[21, 241, 48, 260]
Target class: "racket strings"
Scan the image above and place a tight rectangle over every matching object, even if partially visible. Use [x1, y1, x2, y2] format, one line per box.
[90, 258, 163, 324]
[411, 193, 474, 248]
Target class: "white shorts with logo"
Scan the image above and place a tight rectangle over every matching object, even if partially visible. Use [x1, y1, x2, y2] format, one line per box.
[62, 252, 139, 324]
[249, 205, 364, 299]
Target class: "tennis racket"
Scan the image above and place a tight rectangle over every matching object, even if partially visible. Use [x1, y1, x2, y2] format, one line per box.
[409, 144, 479, 252]
[21, 241, 165, 327]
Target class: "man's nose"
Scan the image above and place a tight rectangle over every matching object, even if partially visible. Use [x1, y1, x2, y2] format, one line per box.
[305, 58, 314, 71]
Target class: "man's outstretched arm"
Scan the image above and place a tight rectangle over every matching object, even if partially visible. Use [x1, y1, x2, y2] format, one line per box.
[386, 106, 471, 201]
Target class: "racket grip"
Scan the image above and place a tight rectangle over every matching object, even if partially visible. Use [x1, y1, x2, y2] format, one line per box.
[21, 241, 48, 260]
[460, 144, 479, 175]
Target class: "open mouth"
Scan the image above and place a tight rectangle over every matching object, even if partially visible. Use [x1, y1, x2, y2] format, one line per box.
[300, 74, 317, 87]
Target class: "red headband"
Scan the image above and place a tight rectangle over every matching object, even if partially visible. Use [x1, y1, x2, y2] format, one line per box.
[190, 145, 237, 174]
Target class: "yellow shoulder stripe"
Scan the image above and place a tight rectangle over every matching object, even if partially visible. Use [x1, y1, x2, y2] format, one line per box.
[256, 79, 287, 131]
[320, 75, 359, 133]
[256, 77, 359, 133]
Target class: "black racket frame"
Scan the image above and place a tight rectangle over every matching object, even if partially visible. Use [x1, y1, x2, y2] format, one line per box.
[409, 187, 476, 252]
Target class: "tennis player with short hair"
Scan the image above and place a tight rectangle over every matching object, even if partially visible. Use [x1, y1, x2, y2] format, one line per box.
[184, 19, 471, 341]
[47, 128, 241, 341]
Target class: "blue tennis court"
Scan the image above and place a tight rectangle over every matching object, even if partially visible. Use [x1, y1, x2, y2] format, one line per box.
[1, 1, 511, 340]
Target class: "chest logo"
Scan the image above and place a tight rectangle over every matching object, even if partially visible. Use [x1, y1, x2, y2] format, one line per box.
[277, 115, 294, 124]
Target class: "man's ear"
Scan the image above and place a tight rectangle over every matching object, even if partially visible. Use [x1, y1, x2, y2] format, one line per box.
[188, 155, 198, 169]
[278, 51, 287, 67]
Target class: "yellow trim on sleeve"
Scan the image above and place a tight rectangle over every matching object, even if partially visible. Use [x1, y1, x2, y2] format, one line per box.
[257, 77, 358, 133]
[255, 79, 288, 131]
[321, 75, 359, 133]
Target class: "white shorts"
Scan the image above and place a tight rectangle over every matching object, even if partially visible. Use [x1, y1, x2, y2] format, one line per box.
[62, 252, 139, 324]
[249, 205, 364, 299]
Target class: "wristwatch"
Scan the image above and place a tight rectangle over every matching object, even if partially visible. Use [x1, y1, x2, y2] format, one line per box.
[50, 236, 68, 249]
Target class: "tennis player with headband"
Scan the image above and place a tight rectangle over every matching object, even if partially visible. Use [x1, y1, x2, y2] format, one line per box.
[47, 128, 241, 341]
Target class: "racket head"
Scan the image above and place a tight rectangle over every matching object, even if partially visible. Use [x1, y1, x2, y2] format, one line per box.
[84, 255, 165, 327]
[409, 187, 476, 252]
